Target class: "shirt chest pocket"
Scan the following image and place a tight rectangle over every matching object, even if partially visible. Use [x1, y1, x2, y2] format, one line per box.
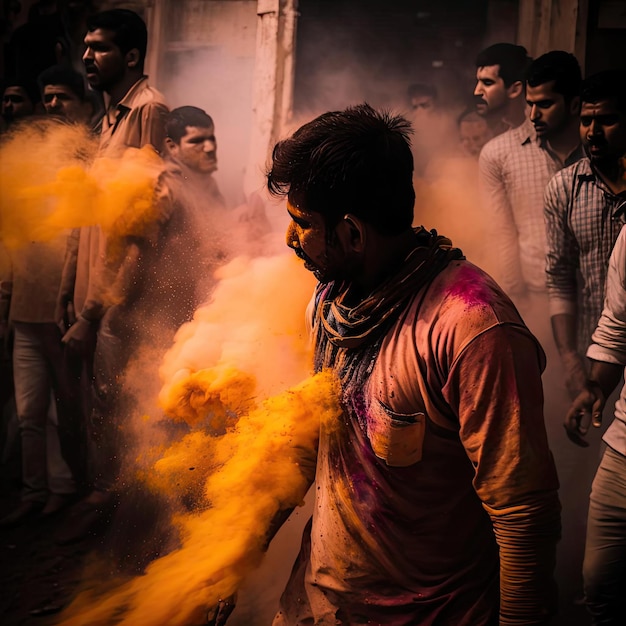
[367, 399, 426, 467]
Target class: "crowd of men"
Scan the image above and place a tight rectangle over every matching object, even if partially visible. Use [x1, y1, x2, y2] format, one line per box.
[0, 9, 238, 546]
[0, 6, 625, 626]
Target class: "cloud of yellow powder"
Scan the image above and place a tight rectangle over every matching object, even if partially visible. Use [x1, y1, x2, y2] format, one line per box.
[0, 118, 163, 249]
[57, 253, 341, 626]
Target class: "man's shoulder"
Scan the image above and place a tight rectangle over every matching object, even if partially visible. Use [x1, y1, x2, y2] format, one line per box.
[423, 260, 519, 323]
[398, 260, 528, 357]
[479, 122, 529, 164]
[126, 79, 168, 111]
[546, 157, 592, 192]
[480, 129, 514, 158]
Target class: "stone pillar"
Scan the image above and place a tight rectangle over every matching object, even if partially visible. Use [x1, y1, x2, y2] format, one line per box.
[245, 0, 298, 196]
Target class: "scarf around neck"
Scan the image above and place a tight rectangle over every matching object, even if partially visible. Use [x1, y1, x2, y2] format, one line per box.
[313, 227, 464, 387]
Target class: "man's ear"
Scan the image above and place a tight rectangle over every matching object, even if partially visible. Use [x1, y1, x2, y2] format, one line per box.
[569, 95, 581, 116]
[507, 80, 523, 100]
[336, 214, 366, 254]
[126, 48, 140, 69]
[164, 136, 178, 156]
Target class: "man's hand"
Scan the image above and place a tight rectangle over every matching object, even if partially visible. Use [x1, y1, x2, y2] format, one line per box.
[206, 594, 236, 626]
[561, 350, 587, 399]
[564, 381, 605, 447]
[55, 296, 76, 334]
[61, 316, 96, 355]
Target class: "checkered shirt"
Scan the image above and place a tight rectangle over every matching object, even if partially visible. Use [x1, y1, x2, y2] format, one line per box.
[479, 119, 582, 295]
[545, 157, 626, 352]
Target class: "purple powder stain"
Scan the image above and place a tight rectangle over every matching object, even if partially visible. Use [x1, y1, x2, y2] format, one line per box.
[444, 264, 494, 306]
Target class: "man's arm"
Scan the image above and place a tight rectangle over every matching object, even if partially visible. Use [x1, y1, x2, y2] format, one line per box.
[56, 228, 79, 330]
[446, 323, 560, 625]
[544, 170, 584, 397]
[565, 226, 626, 443]
[479, 142, 526, 297]
[0, 245, 12, 352]
[551, 313, 587, 398]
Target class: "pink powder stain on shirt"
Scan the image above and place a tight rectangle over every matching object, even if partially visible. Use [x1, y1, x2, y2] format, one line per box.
[444, 264, 494, 306]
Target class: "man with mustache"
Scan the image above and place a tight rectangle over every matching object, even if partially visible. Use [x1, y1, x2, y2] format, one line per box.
[479, 51, 583, 329]
[210, 103, 561, 626]
[479, 55, 585, 615]
[473, 43, 529, 137]
[545, 70, 626, 401]
[55, 8, 168, 544]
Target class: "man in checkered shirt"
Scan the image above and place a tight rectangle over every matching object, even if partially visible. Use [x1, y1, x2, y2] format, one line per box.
[545, 70, 626, 400]
[479, 51, 583, 346]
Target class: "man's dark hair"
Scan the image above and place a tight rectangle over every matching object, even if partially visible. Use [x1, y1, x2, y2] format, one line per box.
[267, 103, 415, 236]
[2, 76, 41, 105]
[408, 83, 438, 102]
[475, 43, 531, 87]
[37, 64, 86, 100]
[581, 70, 626, 113]
[86, 9, 147, 70]
[166, 106, 215, 143]
[526, 51, 582, 103]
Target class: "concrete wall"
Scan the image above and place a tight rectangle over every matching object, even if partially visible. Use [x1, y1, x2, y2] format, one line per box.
[149, 0, 260, 205]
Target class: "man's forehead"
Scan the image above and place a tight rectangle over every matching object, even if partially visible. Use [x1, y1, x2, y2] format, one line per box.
[526, 81, 561, 101]
[43, 84, 79, 97]
[581, 99, 620, 115]
[84, 27, 117, 46]
[476, 65, 501, 80]
[184, 124, 215, 137]
[287, 199, 314, 218]
[3, 86, 27, 97]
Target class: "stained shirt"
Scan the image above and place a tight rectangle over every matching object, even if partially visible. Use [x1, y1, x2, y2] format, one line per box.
[277, 260, 561, 626]
[544, 158, 626, 353]
[138, 158, 229, 329]
[586, 226, 626, 455]
[479, 118, 583, 296]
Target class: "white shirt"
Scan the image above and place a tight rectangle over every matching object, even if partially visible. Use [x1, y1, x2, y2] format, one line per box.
[587, 225, 626, 454]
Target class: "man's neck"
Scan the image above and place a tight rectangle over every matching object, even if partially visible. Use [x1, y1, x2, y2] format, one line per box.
[545, 119, 580, 164]
[501, 99, 526, 130]
[352, 229, 418, 296]
[107, 73, 143, 108]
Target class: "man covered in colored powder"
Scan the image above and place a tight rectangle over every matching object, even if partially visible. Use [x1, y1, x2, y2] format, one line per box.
[147, 105, 229, 333]
[210, 104, 561, 625]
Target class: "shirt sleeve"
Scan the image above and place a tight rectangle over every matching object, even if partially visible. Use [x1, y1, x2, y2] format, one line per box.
[587, 227, 626, 365]
[479, 142, 526, 295]
[544, 170, 578, 317]
[57, 228, 79, 305]
[444, 322, 561, 625]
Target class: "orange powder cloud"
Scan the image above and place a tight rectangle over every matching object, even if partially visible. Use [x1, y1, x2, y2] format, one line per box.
[57, 254, 341, 625]
[0, 119, 163, 249]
